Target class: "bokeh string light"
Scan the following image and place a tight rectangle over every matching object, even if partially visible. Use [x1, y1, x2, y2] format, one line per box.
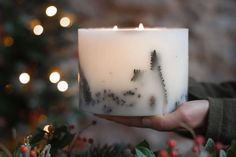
[49, 72, 61, 83]
[33, 25, 44, 35]
[60, 17, 71, 27]
[57, 81, 68, 92]
[3, 36, 14, 47]
[45, 6, 57, 17]
[19, 73, 30, 84]
[17, 4, 74, 87]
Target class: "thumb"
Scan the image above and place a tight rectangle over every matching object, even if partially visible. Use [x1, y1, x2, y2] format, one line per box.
[142, 110, 183, 131]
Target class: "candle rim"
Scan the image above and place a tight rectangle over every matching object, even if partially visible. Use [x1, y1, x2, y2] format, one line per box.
[78, 27, 189, 31]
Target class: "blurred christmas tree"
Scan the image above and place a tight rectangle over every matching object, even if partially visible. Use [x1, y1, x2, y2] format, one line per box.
[0, 0, 79, 148]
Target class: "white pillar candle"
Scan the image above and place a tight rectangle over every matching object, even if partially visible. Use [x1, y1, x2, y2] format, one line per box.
[78, 26, 188, 116]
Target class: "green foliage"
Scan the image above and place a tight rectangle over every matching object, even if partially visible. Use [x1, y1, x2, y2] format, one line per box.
[76, 144, 130, 157]
[219, 150, 226, 157]
[49, 126, 75, 156]
[136, 140, 150, 149]
[203, 138, 215, 154]
[29, 125, 75, 156]
[227, 140, 236, 157]
[30, 129, 46, 146]
[135, 147, 156, 157]
[199, 139, 236, 157]
[134, 140, 155, 157]
[12, 149, 20, 157]
[133, 139, 236, 157]
[0, 152, 7, 157]
[4, 124, 236, 157]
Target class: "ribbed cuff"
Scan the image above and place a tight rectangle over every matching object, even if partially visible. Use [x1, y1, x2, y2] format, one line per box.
[206, 97, 223, 141]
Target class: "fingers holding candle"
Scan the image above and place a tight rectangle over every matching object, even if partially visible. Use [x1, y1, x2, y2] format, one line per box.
[96, 100, 209, 133]
[141, 112, 184, 131]
[95, 113, 182, 131]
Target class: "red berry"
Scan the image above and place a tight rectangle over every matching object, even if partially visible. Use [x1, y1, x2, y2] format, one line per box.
[194, 136, 205, 146]
[167, 139, 176, 149]
[20, 146, 28, 154]
[192, 146, 200, 153]
[170, 150, 178, 157]
[158, 150, 168, 157]
[214, 143, 224, 151]
[30, 150, 36, 157]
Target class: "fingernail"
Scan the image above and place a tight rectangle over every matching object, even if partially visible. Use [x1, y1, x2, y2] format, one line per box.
[142, 118, 151, 126]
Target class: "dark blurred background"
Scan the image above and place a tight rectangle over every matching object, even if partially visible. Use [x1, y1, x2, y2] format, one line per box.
[0, 0, 235, 153]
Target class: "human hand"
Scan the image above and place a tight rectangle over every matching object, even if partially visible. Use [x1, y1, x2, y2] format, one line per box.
[96, 100, 209, 133]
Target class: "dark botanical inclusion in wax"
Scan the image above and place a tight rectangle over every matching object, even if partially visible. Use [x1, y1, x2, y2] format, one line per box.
[79, 64, 93, 105]
[150, 50, 168, 105]
[79, 49, 187, 114]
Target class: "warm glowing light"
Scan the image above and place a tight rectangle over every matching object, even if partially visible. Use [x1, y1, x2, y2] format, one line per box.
[138, 23, 144, 30]
[60, 17, 71, 27]
[43, 125, 52, 133]
[57, 81, 68, 92]
[113, 25, 118, 30]
[30, 19, 40, 29]
[3, 36, 14, 47]
[33, 25, 43, 35]
[49, 72, 60, 83]
[45, 6, 57, 17]
[19, 73, 30, 84]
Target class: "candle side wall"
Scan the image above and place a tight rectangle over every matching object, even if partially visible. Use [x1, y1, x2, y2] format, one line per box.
[78, 29, 188, 116]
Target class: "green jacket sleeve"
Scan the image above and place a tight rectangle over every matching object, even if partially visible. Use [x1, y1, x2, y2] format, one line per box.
[188, 78, 236, 144]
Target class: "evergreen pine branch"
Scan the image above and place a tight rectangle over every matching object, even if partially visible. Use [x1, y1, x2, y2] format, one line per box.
[77, 144, 131, 157]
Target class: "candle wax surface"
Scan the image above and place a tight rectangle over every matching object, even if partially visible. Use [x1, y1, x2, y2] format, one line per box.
[78, 28, 188, 116]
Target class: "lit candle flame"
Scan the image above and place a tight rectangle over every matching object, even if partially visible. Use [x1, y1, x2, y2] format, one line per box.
[113, 25, 118, 30]
[138, 23, 144, 30]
